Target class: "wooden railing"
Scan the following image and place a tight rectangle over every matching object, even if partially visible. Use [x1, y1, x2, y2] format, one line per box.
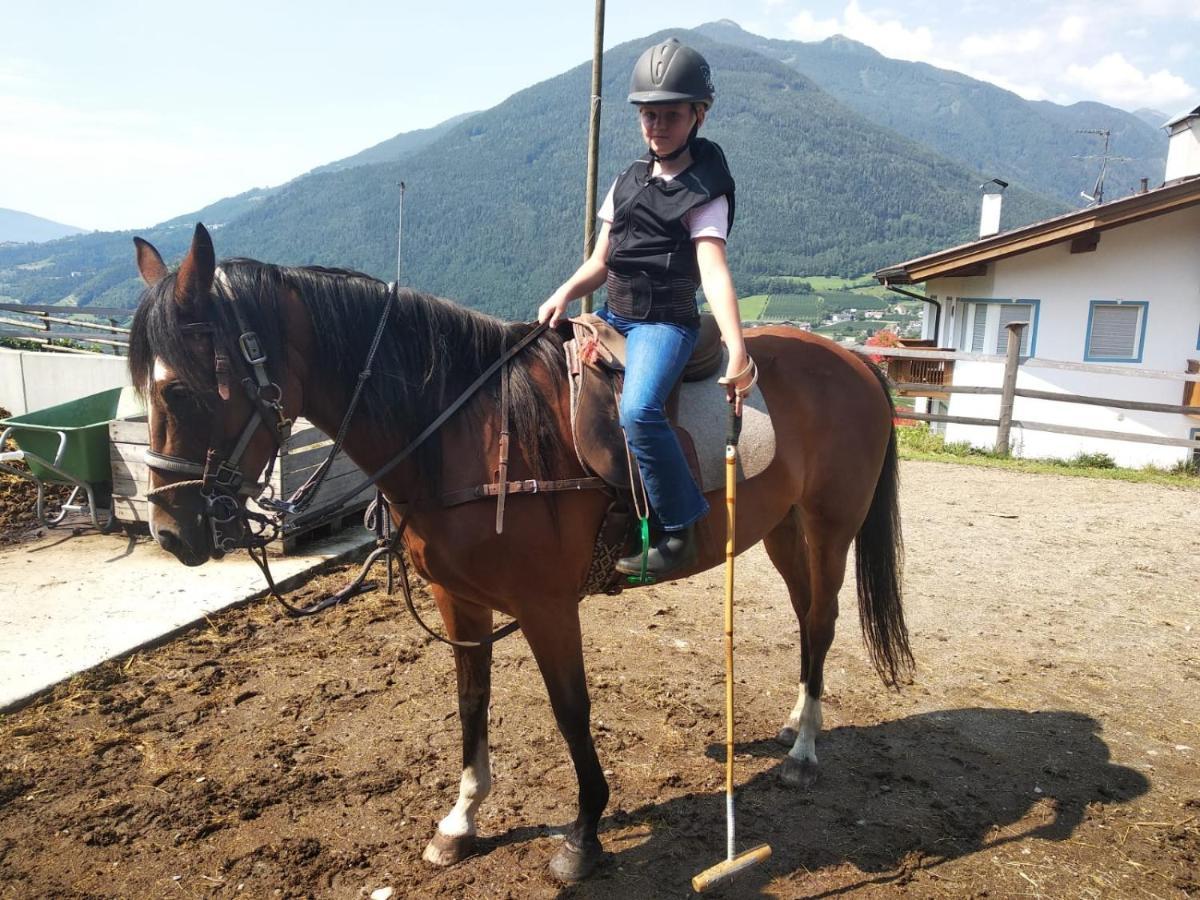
[853, 323, 1200, 453]
[0, 303, 131, 355]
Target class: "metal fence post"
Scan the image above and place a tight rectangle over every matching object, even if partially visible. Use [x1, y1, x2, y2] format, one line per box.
[995, 321, 1027, 456]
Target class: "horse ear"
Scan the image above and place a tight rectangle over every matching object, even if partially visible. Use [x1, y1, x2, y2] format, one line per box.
[133, 237, 168, 285]
[174, 223, 216, 309]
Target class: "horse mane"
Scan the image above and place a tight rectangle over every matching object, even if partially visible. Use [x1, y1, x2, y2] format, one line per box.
[129, 258, 569, 491]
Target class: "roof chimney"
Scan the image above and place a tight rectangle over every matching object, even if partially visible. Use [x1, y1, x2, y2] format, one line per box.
[1163, 104, 1200, 184]
[978, 178, 1008, 238]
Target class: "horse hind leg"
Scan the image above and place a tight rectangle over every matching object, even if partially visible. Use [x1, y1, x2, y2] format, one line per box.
[763, 507, 814, 750]
[423, 593, 494, 867]
[776, 511, 855, 790]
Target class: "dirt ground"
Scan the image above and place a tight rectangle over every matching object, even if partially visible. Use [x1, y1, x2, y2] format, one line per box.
[1, 460, 1198, 899]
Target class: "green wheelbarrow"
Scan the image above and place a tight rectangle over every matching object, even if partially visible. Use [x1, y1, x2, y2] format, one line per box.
[0, 387, 143, 533]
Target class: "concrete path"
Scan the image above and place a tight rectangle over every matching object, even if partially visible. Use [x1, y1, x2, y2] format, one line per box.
[0, 528, 372, 712]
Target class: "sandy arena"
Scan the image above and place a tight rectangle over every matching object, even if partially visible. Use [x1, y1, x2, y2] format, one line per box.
[1, 460, 1197, 898]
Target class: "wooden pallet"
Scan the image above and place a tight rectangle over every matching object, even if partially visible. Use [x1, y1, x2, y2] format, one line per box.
[109, 416, 374, 554]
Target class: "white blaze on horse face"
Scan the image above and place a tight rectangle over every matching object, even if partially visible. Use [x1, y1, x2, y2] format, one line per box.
[786, 693, 823, 766]
[435, 740, 492, 838]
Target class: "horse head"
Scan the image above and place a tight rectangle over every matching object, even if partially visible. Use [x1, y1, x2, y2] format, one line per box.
[130, 224, 302, 565]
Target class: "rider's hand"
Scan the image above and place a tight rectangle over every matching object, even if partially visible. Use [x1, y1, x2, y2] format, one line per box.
[538, 291, 570, 327]
[721, 347, 755, 416]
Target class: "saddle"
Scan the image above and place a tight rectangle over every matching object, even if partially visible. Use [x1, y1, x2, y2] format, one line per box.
[566, 313, 722, 493]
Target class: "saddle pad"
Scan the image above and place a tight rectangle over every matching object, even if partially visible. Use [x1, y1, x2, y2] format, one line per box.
[677, 347, 775, 491]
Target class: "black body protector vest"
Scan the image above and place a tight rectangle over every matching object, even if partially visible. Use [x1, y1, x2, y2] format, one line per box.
[605, 138, 736, 325]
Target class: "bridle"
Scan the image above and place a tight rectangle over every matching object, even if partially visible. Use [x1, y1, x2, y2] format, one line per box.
[144, 295, 297, 556]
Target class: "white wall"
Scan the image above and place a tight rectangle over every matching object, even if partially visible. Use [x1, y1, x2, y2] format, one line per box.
[926, 204, 1200, 468]
[0, 349, 131, 417]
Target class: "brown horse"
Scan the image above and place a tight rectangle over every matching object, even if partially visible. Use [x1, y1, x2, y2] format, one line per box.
[129, 224, 911, 883]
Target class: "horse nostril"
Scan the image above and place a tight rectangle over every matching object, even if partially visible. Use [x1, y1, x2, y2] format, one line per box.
[157, 528, 180, 553]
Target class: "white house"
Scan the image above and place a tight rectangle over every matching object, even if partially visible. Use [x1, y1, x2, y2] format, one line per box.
[874, 105, 1200, 469]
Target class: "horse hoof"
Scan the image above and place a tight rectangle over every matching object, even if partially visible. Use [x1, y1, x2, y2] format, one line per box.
[779, 756, 819, 789]
[775, 726, 798, 747]
[423, 830, 476, 867]
[549, 837, 604, 883]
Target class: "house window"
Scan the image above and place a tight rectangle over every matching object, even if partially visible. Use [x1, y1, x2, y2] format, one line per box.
[956, 298, 1038, 356]
[1085, 300, 1147, 363]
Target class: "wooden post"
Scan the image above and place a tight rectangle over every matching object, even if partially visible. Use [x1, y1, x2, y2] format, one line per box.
[580, 0, 605, 314]
[995, 321, 1027, 456]
[1185, 360, 1200, 416]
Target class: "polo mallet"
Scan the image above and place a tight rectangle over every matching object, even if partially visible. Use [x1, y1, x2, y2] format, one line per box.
[692, 399, 771, 892]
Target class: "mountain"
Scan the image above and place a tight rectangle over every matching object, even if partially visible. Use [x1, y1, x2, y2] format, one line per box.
[0, 114, 481, 307]
[159, 113, 479, 229]
[308, 113, 477, 175]
[0, 209, 88, 244]
[0, 29, 1064, 318]
[1133, 108, 1168, 128]
[696, 21, 1168, 207]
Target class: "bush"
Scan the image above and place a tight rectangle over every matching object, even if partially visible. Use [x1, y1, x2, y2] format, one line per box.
[1067, 451, 1117, 469]
[1167, 458, 1200, 477]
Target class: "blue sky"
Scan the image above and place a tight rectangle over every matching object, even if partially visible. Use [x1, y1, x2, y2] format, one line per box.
[2, 0, 1197, 232]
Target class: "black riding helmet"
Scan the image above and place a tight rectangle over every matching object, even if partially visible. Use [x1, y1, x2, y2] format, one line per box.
[628, 38, 715, 107]
[628, 39, 715, 164]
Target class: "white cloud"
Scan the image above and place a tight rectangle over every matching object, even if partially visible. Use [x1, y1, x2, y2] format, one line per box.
[786, 9, 840, 41]
[1063, 51, 1196, 109]
[1057, 15, 1087, 44]
[1167, 42, 1193, 63]
[960, 28, 1046, 58]
[841, 0, 933, 61]
[786, 1, 933, 61]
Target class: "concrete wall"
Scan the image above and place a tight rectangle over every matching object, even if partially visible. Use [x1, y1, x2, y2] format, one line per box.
[0, 349, 131, 417]
[925, 204, 1200, 468]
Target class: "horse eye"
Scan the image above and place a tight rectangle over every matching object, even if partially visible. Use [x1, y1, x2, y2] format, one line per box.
[162, 382, 195, 406]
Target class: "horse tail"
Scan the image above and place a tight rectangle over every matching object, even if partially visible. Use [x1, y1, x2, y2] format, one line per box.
[854, 363, 913, 688]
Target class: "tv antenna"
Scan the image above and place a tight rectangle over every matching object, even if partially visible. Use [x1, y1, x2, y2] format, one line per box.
[1074, 129, 1131, 206]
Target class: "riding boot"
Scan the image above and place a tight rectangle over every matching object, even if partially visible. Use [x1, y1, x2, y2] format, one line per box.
[616, 523, 697, 578]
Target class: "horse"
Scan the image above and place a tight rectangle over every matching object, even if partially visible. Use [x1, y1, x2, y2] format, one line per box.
[129, 224, 911, 883]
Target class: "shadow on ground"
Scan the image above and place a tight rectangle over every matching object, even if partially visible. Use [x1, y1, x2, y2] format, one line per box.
[513, 707, 1150, 898]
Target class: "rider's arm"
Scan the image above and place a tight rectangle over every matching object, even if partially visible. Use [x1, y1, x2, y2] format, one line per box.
[696, 236, 748, 376]
[538, 224, 612, 326]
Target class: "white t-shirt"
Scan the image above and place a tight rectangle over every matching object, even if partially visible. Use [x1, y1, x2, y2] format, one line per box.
[597, 176, 730, 242]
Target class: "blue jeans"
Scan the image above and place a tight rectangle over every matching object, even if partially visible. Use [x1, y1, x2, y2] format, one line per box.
[596, 306, 710, 530]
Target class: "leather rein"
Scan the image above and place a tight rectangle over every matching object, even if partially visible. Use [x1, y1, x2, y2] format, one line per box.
[143, 284, 604, 647]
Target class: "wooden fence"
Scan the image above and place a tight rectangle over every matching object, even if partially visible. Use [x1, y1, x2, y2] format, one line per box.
[0, 303, 131, 355]
[855, 322, 1200, 453]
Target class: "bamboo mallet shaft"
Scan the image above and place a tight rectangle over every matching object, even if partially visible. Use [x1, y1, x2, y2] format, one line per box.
[692, 432, 771, 893]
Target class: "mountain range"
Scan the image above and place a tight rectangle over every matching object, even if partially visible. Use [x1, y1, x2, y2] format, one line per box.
[0, 209, 88, 244]
[0, 22, 1169, 320]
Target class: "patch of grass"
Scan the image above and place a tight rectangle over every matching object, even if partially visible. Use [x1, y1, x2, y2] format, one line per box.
[895, 425, 1200, 490]
[736, 294, 769, 319]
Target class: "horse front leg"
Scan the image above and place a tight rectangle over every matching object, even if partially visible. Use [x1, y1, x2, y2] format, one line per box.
[521, 599, 609, 883]
[423, 590, 494, 867]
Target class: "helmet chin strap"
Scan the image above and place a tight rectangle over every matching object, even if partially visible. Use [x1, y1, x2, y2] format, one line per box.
[648, 116, 701, 165]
